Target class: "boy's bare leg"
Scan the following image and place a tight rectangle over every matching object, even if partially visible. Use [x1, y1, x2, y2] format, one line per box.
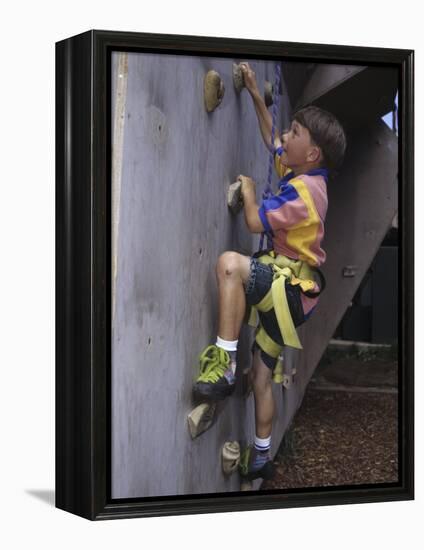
[192, 251, 252, 401]
[216, 251, 251, 341]
[251, 346, 274, 438]
[241, 347, 275, 480]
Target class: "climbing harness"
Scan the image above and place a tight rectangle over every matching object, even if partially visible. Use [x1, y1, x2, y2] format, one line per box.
[248, 250, 326, 382]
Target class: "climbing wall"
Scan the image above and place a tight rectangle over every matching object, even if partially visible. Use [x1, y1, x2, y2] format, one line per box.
[111, 52, 291, 498]
[111, 53, 398, 498]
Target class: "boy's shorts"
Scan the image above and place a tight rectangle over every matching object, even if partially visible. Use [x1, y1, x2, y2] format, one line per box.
[244, 257, 307, 371]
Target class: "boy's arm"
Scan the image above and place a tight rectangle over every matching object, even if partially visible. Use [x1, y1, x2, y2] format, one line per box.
[239, 175, 265, 234]
[240, 63, 282, 152]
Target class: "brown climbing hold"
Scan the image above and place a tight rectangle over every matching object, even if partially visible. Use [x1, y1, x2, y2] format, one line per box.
[222, 441, 241, 475]
[264, 81, 273, 107]
[187, 402, 217, 439]
[227, 180, 243, 214]
[233, 63, 245, 93]
[282, 365, 297, 389]
[204, 70, 225, 112]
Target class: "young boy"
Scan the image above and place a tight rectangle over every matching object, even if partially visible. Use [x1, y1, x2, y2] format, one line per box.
[193, 62, 346, 481]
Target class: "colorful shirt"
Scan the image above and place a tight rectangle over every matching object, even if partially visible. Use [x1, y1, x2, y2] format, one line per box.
[258, 148, 329, 267]
[257, 148, 329, 317]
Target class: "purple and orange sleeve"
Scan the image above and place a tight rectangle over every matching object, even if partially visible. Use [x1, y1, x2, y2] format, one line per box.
[258, 182, 309, 234]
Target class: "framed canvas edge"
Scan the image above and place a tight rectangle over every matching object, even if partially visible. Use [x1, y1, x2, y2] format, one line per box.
[55, 29, 414, 521]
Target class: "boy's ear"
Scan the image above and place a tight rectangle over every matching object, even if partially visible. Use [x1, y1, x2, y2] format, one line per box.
[308, 145, 321, 163]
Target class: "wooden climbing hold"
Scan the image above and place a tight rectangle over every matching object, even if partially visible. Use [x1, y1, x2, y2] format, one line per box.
[187, 402, 217, 439]
[282, 365, 297, 389]
[222, 441, 241, 475]
[264, 80, 273, 107]
[227, 180, 243, 214]
[204, 70, 225, 112]
[232, 63, 245, 93]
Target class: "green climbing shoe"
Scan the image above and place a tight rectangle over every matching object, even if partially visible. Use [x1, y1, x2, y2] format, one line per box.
[239, 445, 275, 481]
[192, 345, 235, 401]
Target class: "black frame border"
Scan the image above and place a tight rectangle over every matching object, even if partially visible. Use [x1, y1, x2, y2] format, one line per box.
[55, 30, 414, 520]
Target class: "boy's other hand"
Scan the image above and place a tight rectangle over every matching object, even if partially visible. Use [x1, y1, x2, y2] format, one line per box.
[238, 175, 263, 233]
[240, 63, 259, 96]
[238, 175, 256, 199]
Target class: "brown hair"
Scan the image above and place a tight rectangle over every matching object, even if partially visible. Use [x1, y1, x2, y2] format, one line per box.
[293, 105, 347, 174]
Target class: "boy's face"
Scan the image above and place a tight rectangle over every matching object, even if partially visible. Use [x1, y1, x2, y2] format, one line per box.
[280, 120, 321, 172]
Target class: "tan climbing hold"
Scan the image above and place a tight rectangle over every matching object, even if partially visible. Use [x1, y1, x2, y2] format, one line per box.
[222, 441, 241, 475]
[227, 180, 243, 214]
[187, 402, 217, 439]
[282, 366, 297, 389]
[232, 63, 245, 93]
[264, 81, 273, 107]
[204, 70, 225, 112]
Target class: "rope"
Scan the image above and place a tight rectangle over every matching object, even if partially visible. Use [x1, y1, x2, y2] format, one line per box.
[258, 62, 282, 252]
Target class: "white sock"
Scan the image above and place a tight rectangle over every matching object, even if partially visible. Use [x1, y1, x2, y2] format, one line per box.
[216, 336, 238, 352]
[216, 336, 238, 375]
[254, 435, 271, 452]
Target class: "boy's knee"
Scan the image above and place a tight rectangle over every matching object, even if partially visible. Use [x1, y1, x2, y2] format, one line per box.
[216, 251, 241, 279]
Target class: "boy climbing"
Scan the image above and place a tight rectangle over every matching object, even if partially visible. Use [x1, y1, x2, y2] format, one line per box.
[193, 61, 346, 481]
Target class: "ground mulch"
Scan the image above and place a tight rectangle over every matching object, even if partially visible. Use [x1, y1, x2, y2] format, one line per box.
[262, 388, 398, 490]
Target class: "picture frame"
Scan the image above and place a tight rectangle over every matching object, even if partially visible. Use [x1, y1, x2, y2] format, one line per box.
[56, 29, 414, 520]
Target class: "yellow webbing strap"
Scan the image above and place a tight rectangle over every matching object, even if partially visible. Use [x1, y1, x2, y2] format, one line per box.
[271, 265, 302, 349]
[247, 266, 273, 327]
[291, 276, 316, 293]
[273, 357, 284, 384]
[254, 288, 274, 313]
[255, 327, 284, 384]
[255, 327, 282, 358]
[247, 253, 318, 383]
[249, 253, 316, 351]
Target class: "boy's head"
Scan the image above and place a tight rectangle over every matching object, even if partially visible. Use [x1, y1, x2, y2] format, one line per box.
[281, 106, 346, 176]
